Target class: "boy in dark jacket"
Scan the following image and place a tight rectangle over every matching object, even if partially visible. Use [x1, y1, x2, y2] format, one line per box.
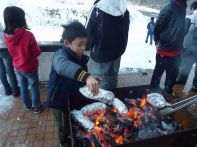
[149, 0, 187, 99]
[45, 21, 99, 147]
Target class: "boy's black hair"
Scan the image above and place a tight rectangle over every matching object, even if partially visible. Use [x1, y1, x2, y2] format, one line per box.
[61, 21, 87, 43]
[151, 17, 154, 21]
[191, 1, 197, 10]
[3, 6, 29, 35]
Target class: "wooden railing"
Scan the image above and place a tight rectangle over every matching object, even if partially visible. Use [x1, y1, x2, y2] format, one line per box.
[38, 41, 62, 52]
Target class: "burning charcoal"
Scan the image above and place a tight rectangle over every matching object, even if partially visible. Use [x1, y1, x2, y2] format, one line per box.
[104, 133, 117, 146]
[71, 110, 95, 132]
[89, 114, 100, 122]
[80, 102, 107, 116]
[91, 134, 102, 147]
[118, 117, 134, 128]
[79, 86, 114, 104]
[125, 98, 137, 107]
[112, 98, 128, 115]
[123, 128, 133, 141]
[116, 124, 124, 135]
[147, 93, 171, 109]
[104, 109, 119, 125]
[74, 137, 92, 147]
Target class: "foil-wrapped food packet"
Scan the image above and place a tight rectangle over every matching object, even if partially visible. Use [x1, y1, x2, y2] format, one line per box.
[112, 98, 128, 115]
[81, 102, 107, 116]
[147, 93, 171, 109]
[79, 86, 114, 104]
[71, 110, 95, 132]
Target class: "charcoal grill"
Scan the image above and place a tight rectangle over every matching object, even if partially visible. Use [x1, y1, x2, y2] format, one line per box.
[68, 85, 197, 147]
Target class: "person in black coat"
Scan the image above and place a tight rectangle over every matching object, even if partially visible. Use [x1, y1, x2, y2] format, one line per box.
[149, 0, 188, 99]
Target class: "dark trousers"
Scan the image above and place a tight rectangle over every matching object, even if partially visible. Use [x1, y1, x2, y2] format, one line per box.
[53, 109, 70, 145]
[178, 48, 197, 85]
[145, 31, 154, 44]
[0, 50, 18, 92]
[149, 54, 181, 93]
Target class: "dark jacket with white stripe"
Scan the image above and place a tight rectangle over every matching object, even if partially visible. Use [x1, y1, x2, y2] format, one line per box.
[46, 47, 89, 111]
[86, 7, 130, 62]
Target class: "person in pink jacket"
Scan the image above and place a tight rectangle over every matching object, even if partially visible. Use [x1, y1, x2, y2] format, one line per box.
[3, 6, 43, 114]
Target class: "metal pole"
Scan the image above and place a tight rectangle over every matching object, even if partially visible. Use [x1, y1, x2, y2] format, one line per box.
[67, 95, 74, 147]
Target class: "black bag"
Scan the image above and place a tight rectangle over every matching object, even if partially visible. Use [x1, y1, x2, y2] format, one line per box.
[193, 27, 197, 44]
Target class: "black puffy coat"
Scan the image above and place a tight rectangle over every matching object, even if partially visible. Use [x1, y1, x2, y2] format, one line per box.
[154, 0, 187, 51]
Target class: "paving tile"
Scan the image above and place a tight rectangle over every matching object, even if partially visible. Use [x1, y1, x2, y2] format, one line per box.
[33, 141, 44, 147]
[25, 134, 35, 143]
[27, 128, 37, 135]
[44, 133, 53, 140]
[43, 140, 53, 147]
[34, 133, 45, 141]
[46, 120, 55, 127]
[18, 129, 27, 136]
[16, 135, 26, 144]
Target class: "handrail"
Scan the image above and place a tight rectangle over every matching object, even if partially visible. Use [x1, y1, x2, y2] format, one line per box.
[38, 41, 62, 52]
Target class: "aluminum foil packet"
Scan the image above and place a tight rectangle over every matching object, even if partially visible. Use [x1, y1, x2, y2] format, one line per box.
[79, 86, 114, 104]
[112, 98, 128, 115]
[147, 93, 171, 109]
[81, 102, 107, 116]
[71, 110, 95, 131]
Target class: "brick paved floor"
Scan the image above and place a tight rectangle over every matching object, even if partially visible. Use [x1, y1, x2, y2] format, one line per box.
[0, 69, 197, 147]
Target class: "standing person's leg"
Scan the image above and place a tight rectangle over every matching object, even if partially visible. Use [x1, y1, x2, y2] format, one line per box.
[26, 72, 41, 113]
[88, 57, 120, 89]
[1, 51, 19, 96]
[150, 33, 153, 45]
[192, 52, 197, 91]
[53, 109, 70, 146]
[145, 31, 149, 43]
[0, 57, 12, 95]
[177, 49, 194, 84]
[149, 54, 165, 93]
[164, 56, 181, 95]
[104, 57, 120, 89]
[16, 71, 31, 109]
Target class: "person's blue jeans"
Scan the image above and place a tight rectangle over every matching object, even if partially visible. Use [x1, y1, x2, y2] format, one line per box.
[16, 70, 40, 108]
[145, 31, 154, 45]
[88, 57, 121, 90]
[0, 50, 18, 92]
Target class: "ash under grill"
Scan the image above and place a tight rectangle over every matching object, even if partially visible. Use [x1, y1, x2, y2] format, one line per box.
[68, 85, 197, 147]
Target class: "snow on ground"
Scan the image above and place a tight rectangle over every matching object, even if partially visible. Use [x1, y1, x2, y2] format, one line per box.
[120, 5, 157, 72]
[0, 1, 158, 115]
[0, 84, 15, 115]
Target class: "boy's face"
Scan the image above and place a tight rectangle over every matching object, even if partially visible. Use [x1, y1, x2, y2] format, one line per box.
[64, 37, 87, 57]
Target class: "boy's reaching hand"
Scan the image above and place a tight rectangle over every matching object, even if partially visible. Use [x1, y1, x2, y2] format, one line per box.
[86, 76, 99, 96]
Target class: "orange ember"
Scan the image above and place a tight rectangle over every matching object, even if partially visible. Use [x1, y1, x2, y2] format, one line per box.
[115, 136, 123, 144]
[140, 95, 147, 108]
[127, 109, 137, 119]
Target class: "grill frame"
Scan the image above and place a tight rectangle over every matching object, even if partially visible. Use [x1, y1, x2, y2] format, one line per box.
[68, 85, 197, 147]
